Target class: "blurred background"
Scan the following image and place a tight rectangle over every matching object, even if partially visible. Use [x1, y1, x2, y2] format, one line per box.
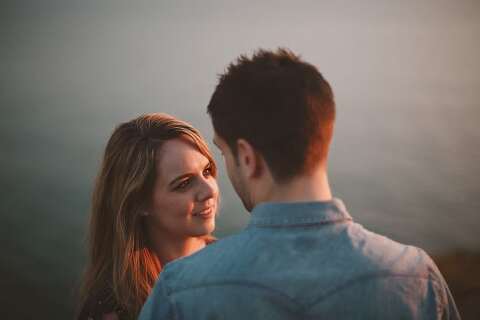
[1, 0, 479, 318]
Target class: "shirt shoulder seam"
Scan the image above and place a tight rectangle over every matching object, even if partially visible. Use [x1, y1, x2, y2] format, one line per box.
[250, 218, 352, 228]
[166, 279, 304, 311]
[304, 271, 441, 311]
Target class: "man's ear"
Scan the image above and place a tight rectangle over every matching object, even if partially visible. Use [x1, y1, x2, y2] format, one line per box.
[236, 139, 263, 179]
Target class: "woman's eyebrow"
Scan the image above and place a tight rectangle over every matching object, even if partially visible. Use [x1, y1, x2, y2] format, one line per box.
[168, 173, 192, 187]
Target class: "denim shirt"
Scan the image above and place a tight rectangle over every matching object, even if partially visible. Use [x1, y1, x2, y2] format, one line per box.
[139, 199, 460, 319]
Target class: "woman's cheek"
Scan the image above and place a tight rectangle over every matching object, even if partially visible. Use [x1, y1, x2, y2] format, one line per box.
[175, 192, 195, 216]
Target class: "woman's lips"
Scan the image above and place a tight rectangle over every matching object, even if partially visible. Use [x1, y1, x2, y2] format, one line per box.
[193, 207, 214, 218]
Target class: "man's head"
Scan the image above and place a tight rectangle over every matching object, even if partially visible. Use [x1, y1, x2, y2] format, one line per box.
[208, 48, 335, 210]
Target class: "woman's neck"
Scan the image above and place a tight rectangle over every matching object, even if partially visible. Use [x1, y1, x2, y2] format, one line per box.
[151, 235, 206, 266]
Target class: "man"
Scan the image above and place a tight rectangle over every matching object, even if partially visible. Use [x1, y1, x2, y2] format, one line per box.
[139, 49, 460, 319]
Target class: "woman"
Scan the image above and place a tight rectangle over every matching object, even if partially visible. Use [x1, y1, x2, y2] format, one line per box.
[77, 113, 219, 320]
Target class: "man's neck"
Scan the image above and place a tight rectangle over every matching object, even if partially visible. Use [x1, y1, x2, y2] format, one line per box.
[261, 169, 332, 204]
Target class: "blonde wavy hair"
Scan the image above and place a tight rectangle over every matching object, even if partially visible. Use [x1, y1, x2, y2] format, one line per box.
[77, 113, 217, 318]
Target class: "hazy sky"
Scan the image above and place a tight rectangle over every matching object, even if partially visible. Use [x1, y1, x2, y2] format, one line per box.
[1, 1, 479, 317]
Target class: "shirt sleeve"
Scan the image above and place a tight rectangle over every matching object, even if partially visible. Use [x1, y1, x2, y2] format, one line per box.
[304, 273, 459, 320]
[421, 250, 461, 320]
[437, 271, 461, 320]
[138, 276, 176, 320]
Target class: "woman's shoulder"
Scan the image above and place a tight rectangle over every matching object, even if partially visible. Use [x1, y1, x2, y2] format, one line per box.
[78, 287, 126, 320]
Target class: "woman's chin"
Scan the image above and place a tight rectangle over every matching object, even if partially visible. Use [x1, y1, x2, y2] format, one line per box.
[190, 218, 215, 237]
[202, 218, 216, 235]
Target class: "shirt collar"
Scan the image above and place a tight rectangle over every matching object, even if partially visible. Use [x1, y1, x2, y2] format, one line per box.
[247, 198, 352, 228]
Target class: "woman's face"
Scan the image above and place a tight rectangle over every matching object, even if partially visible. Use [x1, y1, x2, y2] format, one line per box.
[147, 137, 219, 239]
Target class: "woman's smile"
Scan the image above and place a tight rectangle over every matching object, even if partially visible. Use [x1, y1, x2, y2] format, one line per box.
[193, 206, 215, 218]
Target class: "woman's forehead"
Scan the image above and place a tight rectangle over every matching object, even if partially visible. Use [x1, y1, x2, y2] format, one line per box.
[155, 138, 209, 177]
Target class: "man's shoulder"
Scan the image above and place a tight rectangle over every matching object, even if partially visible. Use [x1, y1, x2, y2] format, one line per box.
[308, 224, 454, 317]
[345, 223, 438, 278]
[161, 230, 254, 289]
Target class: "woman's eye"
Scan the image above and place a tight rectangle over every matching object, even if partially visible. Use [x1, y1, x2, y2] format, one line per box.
[176, 179, 190, 190]
[203, 166, 212, 177]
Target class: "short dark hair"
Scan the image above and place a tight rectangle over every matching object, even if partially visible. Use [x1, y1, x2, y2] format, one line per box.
[207, 48, 335, 182]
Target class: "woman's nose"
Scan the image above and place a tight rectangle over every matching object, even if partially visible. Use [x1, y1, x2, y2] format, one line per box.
[196, 177, 218, 202]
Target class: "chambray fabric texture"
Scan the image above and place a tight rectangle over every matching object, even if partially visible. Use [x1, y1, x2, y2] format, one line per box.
[139, 198, 460, 320]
